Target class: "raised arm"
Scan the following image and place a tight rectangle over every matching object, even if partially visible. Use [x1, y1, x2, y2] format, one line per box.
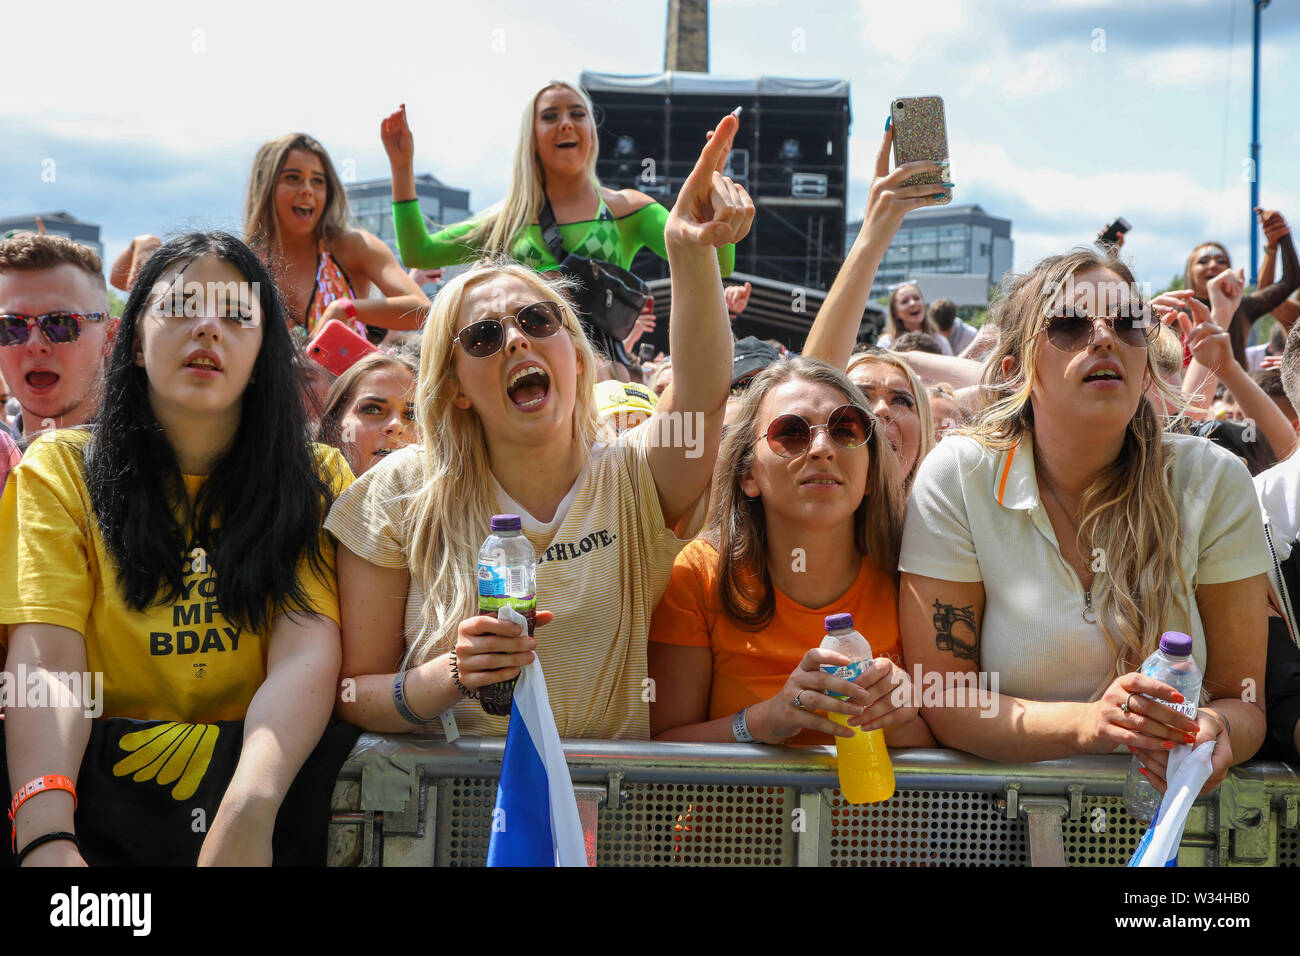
[1246, 211, 1297, 316]
[382, 104, 481, 269]
[649, 112, 754, 529]
[198, 609, 342, 866]
[109, 234, 161, 292]
[802, 125, 945, 369]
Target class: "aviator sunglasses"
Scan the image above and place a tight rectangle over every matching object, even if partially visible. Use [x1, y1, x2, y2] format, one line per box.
[1042, 305, 1155, 353]
[754, 404, 873, 459]
[453, 301, 564, 358]
[0, 311, 109, 347]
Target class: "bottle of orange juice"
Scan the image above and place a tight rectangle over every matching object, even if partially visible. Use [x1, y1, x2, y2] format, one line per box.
[820, 613, 895, 803]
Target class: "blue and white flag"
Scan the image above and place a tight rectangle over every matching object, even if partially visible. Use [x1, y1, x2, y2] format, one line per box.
[486, 609, 587, 867]
[1128, 740, 1216, 867]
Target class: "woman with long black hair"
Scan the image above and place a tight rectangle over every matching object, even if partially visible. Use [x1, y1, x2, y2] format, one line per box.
[0, 232, 354, 867]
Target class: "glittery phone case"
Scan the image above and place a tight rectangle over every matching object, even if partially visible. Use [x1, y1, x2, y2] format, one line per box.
[891, 96, 952, 205]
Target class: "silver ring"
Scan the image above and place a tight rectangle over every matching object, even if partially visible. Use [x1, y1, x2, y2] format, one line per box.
[792, 692, 807, 710]
[1121, 692, 1137, 714]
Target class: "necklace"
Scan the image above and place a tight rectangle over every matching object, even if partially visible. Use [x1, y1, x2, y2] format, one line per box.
[1039, 473, 1097, 624]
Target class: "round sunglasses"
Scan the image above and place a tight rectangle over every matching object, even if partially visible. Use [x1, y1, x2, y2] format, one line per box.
[453, 301, 564, 358]
[0, 311, 109, 347]
[754, 404, 873, 459]
[1042, 307, 1155, 353]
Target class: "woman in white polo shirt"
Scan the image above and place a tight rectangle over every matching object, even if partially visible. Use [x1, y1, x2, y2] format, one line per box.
[899, 248, 1269, 799]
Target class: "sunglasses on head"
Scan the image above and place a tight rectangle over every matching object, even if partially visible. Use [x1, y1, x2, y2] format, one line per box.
[0, 311, 109, 347]
[1042, 306, 1154, 353]
[754, 404, 873, 459]
[453, 301, 564, 358]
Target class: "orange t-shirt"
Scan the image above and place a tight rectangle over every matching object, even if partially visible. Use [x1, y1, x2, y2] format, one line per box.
[649, 538, 903, 746]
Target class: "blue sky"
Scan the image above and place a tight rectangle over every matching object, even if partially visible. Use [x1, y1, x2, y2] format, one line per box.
[2, 0, 1297, 294]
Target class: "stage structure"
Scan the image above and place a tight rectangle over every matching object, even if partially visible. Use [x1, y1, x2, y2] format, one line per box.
[581, 71, 851, 313]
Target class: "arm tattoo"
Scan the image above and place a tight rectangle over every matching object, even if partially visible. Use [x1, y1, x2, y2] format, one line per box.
[932, 600, 979, 663]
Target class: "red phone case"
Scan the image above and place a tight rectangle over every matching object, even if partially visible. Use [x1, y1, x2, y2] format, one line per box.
[306, 319, 377, 377]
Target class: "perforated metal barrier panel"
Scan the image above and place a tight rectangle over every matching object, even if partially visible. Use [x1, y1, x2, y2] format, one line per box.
[326, 739, 1300, 867]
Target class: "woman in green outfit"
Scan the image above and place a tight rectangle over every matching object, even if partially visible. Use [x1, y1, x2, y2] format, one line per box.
[379, 81, 736, 364]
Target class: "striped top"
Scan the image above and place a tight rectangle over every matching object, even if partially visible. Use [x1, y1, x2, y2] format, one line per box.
[324, 426, 702, 739]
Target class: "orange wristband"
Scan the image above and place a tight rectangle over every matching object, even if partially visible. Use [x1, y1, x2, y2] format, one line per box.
[9, 775, 77, 852]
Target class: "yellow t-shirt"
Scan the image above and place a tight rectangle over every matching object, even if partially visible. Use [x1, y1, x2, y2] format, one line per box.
[0, 429, 353, 723]
[324, 428, 705, 739]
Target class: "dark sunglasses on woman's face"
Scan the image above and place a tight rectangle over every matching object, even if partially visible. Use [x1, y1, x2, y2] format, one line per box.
[1042, 306, 1155, 353]
[453, 301, 564, 358]
[0, 311, 109, 347]
[754, 404, 873, 459]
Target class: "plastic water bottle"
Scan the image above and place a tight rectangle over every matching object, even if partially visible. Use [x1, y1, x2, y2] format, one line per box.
[820, 613, 895, 804]
[476, 515, 537, 716]
[1121, 631, 1202, 822]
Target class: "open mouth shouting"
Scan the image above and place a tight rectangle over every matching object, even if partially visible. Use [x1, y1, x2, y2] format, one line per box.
[506, 361, 551, 410]
[25, 367, 61, 395]
[291, 204, 315, 223]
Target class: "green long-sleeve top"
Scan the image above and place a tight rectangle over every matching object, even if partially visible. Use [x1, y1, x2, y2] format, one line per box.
[392, 198, 735, 277]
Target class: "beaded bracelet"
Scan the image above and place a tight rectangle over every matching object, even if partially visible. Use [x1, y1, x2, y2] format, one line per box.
[449, 650, 478, 700]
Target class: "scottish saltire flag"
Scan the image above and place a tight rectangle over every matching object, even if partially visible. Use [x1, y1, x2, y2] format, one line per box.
[1128, 740, 1216, 867]
[486, 612, 587, 867]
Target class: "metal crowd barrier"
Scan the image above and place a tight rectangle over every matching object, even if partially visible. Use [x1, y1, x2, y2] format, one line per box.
[325, 735, 1300, 867]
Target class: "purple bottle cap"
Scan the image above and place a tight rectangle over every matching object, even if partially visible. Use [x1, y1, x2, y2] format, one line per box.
[1159, 631, 1192, 657]
[491, 514, 522, 532]
[825, 613, 854, 631]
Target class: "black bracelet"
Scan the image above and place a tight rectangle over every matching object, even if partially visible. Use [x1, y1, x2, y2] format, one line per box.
[449, 650, 478, 700]
[16, 831, 79, 866]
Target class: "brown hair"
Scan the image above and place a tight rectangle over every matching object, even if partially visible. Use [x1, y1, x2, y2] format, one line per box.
[244, 133, 353, 260]
[706, 356, 904, 631]
[1182, 242, 1230, 298]
[0, 233, 106, 289]
[316, 350, 420, 450]
[885, 283, 941, 341]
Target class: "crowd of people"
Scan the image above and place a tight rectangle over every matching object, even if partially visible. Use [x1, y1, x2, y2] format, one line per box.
[2, 79, 1300, 867]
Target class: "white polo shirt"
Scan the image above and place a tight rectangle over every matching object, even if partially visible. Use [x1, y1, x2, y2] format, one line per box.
[899, 431, 1268, 702]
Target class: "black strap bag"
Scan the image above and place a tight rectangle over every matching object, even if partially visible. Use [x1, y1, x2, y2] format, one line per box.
[538, 197, 649, 364]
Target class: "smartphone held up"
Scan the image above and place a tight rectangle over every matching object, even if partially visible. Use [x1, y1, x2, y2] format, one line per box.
[891, 96, 952, 206]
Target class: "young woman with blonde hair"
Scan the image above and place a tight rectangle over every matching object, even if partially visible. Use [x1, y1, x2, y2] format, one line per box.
[379, 82, 737, 363]
[899, 248, 1269, 800]
[244, 133, 429, 339]
[649, 357, 930, 747]
[327, 115, 753, 739]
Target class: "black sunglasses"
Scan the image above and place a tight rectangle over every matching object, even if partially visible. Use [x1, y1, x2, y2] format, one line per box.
[0, 311, 109, 347]
[754, 404, 873, 459]
[453, 301, 564, 358]
[1042, 306, 1155, 353]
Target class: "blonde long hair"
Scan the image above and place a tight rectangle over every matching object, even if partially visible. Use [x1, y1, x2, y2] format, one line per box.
[970, 249, 1189, 695]
[462, 82, 603, 259]
[244, 133, 353, 259]
[707, 357, 905, 631]
[401, 260, 603, 666]
[846, 349, 935, 491]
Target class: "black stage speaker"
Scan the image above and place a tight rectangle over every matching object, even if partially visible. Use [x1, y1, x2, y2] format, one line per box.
[583, 72, 850, 294]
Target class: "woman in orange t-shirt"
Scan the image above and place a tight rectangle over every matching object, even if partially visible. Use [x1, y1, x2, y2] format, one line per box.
[649, 357, 933, 747]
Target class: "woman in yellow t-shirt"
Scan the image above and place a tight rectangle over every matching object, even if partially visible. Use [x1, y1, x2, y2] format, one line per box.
[326, 112, 753, 740]
[0, 232, 352, 867]
[649, 357, 933, 748]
